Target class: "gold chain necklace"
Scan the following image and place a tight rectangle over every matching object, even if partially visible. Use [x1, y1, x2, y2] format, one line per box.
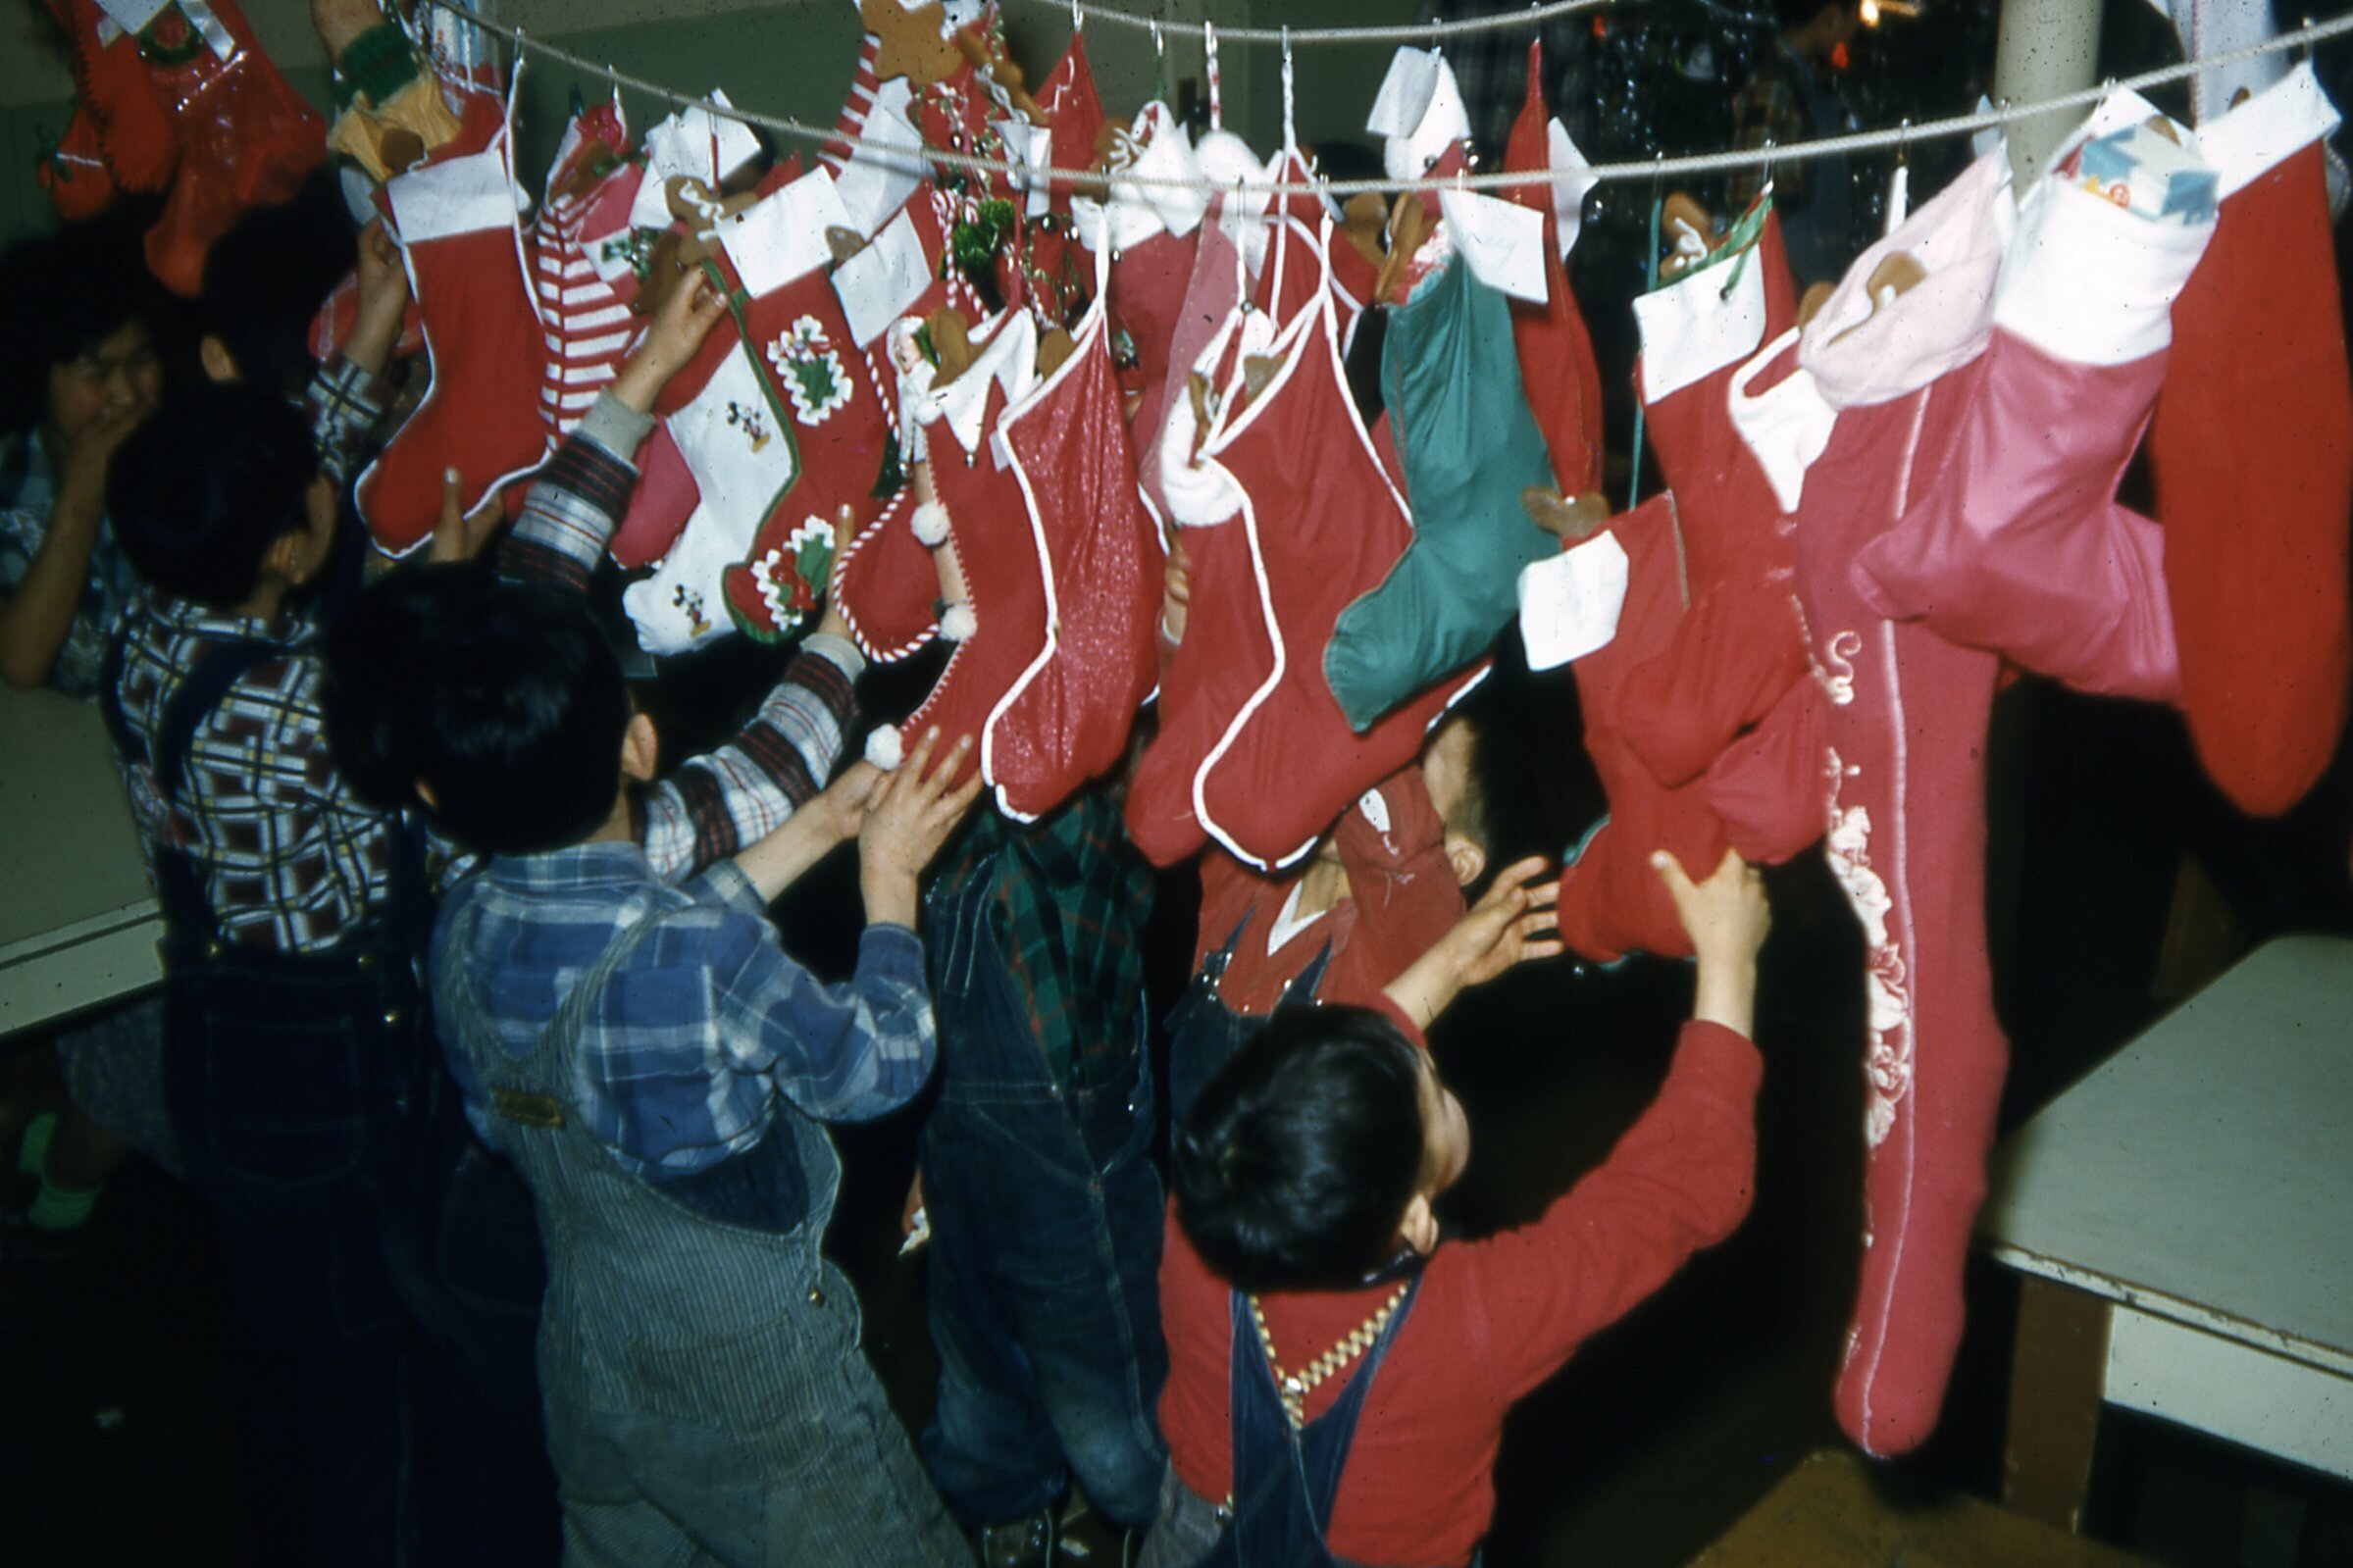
[1247, 1284, 1408, 1431]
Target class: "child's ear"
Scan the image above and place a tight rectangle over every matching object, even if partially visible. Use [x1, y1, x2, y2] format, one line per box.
[413, 779, 439, 811]
[197, 333, 240, 384]
[1444, 833, 1486, 889]
[619, 711, 659, 784]
[1400, 1193, 1440, 1257]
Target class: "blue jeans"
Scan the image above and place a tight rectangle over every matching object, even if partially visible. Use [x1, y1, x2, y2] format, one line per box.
[161, 934, 555, 1568]
[917, 875, 1169, 1530]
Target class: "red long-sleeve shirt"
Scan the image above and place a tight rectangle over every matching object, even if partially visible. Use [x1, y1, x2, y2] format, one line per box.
[1158, 1013, 1763, 1567]
[1193, 766, 1464, 1016]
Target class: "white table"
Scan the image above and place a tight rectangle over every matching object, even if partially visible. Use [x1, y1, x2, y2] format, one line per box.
[0, 683, 162, 1035]
[1976, 935, 2353, 1530]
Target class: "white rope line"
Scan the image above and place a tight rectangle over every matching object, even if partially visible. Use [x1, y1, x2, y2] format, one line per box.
[412, 0, 2353, 198]
[1005, 0, 1617, 46]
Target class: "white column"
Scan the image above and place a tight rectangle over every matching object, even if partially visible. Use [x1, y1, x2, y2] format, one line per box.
[1993, 0, 2105, 188]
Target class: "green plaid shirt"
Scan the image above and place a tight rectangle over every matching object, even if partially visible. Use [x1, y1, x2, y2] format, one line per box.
[931, 790, 1154, 1090]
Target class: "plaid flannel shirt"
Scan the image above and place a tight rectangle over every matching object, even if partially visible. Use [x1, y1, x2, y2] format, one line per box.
[495, 391, 866, 878]
[0, 430, 143, 699]
[304, 353, 394, 490]
[929, 790, 1154, 1090]
[111, 389, 857, 953]
[435, 844, 936, 1177]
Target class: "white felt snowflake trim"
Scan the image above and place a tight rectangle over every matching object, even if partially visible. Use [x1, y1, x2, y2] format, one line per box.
[766, 316, 852, 428]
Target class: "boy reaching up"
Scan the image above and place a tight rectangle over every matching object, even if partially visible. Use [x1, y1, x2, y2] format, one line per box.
[1145, 848, 1770, 1568]
[404, 549, 984, 1564]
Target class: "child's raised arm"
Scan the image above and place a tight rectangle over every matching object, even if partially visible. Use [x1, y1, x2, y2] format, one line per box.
[1652, 847, 1770, 1039]
[1382, 856, 1562, 1032]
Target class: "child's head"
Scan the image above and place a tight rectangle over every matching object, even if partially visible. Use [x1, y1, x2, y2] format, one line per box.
[110, 382, 335, 610]
[0, 216, 167, 439]
[198, 169, 360, 399]
[1422, 708, 1491, 890]
[1173, 1005, 1469, 1293]
[323, 567, 645, 854]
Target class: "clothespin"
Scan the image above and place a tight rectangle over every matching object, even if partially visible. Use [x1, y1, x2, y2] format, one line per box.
[1070, 0, 1083, 32]
[1280, 26, 1297, 157]
[1205, 20, 1222, 130]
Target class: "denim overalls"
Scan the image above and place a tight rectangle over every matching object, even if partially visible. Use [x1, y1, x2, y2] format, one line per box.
[437, 899, 971, 1567]
[100, 633, 554, 1568]
[1164, 916, 1333, 1131]
[916, 851, 1170, 1530]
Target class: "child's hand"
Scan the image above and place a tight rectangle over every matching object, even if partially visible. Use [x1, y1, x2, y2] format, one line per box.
[1653, 848, 1769, 970]
[857, 728, 983, 929]
[1160, 539, 1192, 645]
[427, 469, 504, 563]
[1384, 857, 1562, 1031]
[613, 268, 731, 413]
[57, 399, 149, 500]
[349, 219, 411, 375]
[1653, 847, 1768, 1038]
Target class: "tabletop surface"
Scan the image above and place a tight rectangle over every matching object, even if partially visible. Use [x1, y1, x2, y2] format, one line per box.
[1978, 935, 2353, 1369]
[0, 683, 154, 960]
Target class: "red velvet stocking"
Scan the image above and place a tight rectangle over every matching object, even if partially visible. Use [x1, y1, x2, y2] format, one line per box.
[1555, 495, 1732, 963]
[2151, 67, 2353, 815]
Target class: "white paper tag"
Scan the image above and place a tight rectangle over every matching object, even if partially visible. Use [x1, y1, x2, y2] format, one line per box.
[1517, 532, 1629, 670]
[835, 208, 934, 348]
[835, 78, 925, 239]
[1436, 190, 1548, 303]
[721, 168, 855, 299]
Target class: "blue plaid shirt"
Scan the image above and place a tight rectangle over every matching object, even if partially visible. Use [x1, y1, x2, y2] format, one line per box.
[435, 843, 937, 1179]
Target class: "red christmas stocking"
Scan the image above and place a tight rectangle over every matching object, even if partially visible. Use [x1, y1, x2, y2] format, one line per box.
[1189, 287, 1477, 872]
[357, 93, 552, 557]
[980, 287, 1163, 818]
[534, 96, 646, 441]
[114, 0, 327, 293]
[1501, 40, 1605, 496]
[42, 0, 179, 199]
[1618, 204, 1809, 789]
[864, 308, 1049, 788]
[2151, 64, 2353, 815]
[39, 105, 122, 222]
[1763, 148, 2015, 1457]
[622, 167, 893, 652]
[1555, 494, 1733, 963]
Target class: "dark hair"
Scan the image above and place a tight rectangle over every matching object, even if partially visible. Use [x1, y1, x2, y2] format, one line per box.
[0, 211, 167, 432]
[110, 382, 321, 608]
[1172, 1006, 1427, 1293]
[200, 169, 360, 401]
[322, 568, 633, 855]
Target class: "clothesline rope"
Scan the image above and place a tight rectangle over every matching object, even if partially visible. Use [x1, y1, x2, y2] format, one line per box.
[410, 0, 2353, 195]
[1021, 0, 1619, 46]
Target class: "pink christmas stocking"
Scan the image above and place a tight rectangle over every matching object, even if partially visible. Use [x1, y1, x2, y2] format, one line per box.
[357, 93, 552, 558]
[1555, 494, 1732, 964]
[1855, 105, 2212, 702]
[1762, 148, 2015, 1457]
[2151, 64, 2353, 815]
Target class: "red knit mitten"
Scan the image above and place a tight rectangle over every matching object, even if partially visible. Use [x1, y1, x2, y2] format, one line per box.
[2152, 65, 2353, 814]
